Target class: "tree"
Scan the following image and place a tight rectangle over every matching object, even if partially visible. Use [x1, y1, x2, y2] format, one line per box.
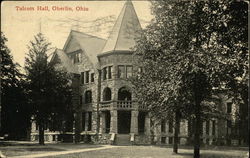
[25, 33, 72, 145]
[132, 0, 248, 158]
[0, 32, 31, 139]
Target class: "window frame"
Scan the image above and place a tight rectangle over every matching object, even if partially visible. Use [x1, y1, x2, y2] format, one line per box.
[91, 73, 94, 82]
[85, 71, 89, 83]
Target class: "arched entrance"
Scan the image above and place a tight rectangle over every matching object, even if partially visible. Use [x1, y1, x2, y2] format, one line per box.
[118, 87, 131, 101]
[117, 87, 132, 134]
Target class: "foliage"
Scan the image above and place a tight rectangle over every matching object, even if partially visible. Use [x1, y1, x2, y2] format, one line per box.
[131, 0, 248, 156]
[0, 32, 31, 139]
[25, 33, 72, 144]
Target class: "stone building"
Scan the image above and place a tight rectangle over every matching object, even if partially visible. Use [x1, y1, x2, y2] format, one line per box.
[30, 1, 247, 146]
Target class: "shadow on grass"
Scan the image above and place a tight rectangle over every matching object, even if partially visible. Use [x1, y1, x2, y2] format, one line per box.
[2, 147, 65, 152]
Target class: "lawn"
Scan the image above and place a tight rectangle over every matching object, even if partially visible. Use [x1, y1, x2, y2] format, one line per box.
[0, 141, 102, 157]
[0, 142, 248, 158]
[45, 145, 249, 158]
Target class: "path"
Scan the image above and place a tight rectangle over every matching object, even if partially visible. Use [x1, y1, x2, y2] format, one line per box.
[9, 145, 121, 158]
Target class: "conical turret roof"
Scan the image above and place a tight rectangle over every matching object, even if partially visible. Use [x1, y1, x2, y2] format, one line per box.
[101, 0, 142, 54]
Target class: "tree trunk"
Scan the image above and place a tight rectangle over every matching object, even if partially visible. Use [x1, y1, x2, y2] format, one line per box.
[74, 111, 81, 143]
[194, 102, 201, 158]
[38, 120, 45, 145]
[173, 110, 180, 154]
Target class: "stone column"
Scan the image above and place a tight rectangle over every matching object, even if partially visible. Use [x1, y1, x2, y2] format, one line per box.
[110, 110, 117, 133]
[130, 110, 139, 134]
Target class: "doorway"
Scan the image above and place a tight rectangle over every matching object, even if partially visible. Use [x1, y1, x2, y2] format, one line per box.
[118, 111, 131, 134]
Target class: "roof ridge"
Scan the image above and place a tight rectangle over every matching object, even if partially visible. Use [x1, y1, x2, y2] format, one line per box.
[71, 29, 106, 41]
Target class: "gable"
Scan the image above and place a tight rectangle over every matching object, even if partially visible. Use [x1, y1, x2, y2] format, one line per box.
[51, 49, 79, 74]
[64, 36, 82, 54]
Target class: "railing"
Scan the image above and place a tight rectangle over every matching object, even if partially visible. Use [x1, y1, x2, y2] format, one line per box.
[100, 101, 112, 110]
[117, 100, 132, 109]
[99, 100, 148, 110]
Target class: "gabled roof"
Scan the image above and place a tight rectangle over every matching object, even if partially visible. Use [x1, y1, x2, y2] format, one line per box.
[101, 0, 142, 54]
[63, 30, 106, 65]
[52, 49, 79, 74]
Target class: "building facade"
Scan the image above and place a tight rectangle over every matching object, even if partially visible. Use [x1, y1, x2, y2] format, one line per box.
[30, 1, 247, 146]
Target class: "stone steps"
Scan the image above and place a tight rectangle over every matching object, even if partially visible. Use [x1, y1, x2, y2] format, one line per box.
[116, 134, 131, 145]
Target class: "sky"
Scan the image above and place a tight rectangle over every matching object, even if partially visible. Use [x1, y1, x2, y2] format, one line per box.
[1, 1, 154, 67]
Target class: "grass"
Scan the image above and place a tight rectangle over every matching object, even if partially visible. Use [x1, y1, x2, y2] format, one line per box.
[0, 142, 102, 157]
[0, 141, 248, 158]
[45, 145, 248, 158]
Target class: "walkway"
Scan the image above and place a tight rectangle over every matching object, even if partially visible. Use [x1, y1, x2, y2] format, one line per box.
[9, 145, 121, 158]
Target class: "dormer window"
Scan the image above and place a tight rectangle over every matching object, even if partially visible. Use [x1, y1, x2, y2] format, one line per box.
[70, 50, 82, 64]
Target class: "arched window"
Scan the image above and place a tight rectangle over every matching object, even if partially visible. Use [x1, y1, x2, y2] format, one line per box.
[103, 87, 112, 101]
[85, 90, 92, 103]
[118, 87, 131, 100]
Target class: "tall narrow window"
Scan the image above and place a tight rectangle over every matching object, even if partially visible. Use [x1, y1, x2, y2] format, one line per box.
[103, 67, 107, 80]
[73, 53, 81, 64]
[138, 112, 146, 134]
[85, 91, 92, 103]
[212, 120, 216, 136]
[227, 120, 231, 135]
[82, 113, 86, 131]
[169, 121, 173, 133]
[81, 72, 84, 84]
[206, 121, 209, 135]
[126, 66, 133, 78]
[118, 65, 125, 78]
[86, 71, 89, 83]
[88, 112, 92, 131]
[91, 73, 94, 82]
[227, 103, 232, 113]
[103, 87, 112, 101]
[161, 120, 166, 133]
[108, 66, 112, 79]
[80, 96, 82, 105]
[105, 111, 111, 133]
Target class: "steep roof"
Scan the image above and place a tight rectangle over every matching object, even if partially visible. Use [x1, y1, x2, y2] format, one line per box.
[101, 0, 142, 54]
[64, 30, 106, 65]
[53, 49, 79, 74]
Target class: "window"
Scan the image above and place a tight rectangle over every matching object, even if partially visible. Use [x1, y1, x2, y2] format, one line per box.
[206, 121, 209, 135]
[118, 87, 131, 100]
[212, 120, 216, 136]
[71, 52, 81, 64]
[161, 120, 166, 133]
[138, 112, 146, 134]
[86, 71, 89, 83]
[91, 73, 94, 82]
[118, 65, 133, 78]
[169, 137, 173, 144]
[161, 137, 166, 144]
[88, 112, 92, 131]
[82, 113, 86, 131]
[85, 91, 92, 103]
[227, 103, 232, 113]
[126, 66, 133, 78]
[169, 121, 173, 133]
[103, 67, 107, 80]
[108, 66, 112, 79]
[118, 65, 125, 78]
[105, 111, 111, 133]
[138, 67, 143, 73]
[103, 87, 112, 101]
[80, 96, 82, 105]
[81, 72, 84, 84]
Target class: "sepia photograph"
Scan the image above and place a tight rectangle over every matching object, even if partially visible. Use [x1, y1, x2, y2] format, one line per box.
[0, 0, 249, 158]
